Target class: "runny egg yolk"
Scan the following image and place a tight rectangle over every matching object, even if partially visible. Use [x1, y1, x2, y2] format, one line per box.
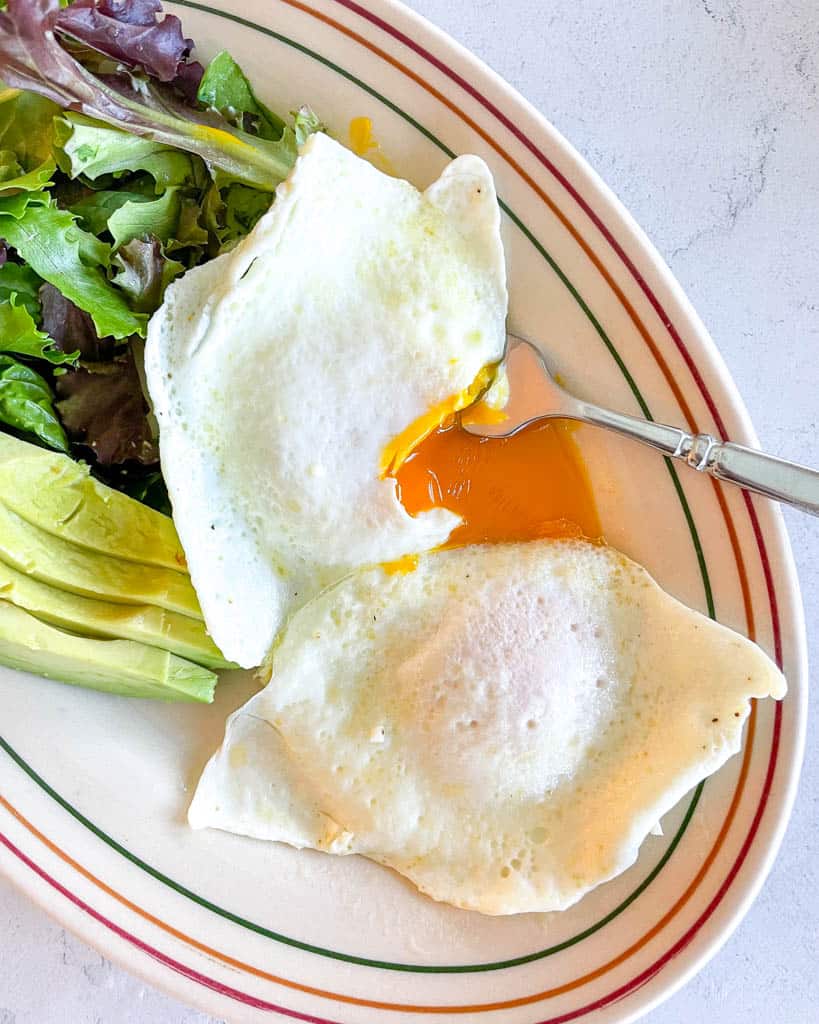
[349, 117, 378, 156]
[380, 366, 495, 477]
[392, 417, 601, 546]
[348, 117, 396, 176]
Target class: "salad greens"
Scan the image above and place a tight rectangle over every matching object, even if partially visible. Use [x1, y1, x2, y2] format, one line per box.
[55, 348, 159, 465]
[0, 354, 68, 450]
[40, 282, 114, 360]
[0, 0, 306, 190]
[197, 49, 286, 141]
[0, 297, 77, 364]
[0, 0, 322, 512]
[110, 237, 184, 314]
[54, 112, 206, 189]
[0, 194, 145, 338]
[0, 261, 43, 316]
[0, 88, 58, 192]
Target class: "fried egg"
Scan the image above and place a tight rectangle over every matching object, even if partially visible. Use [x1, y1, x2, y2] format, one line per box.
[189, 539, 786, 915]
[145, 133, 507, 668]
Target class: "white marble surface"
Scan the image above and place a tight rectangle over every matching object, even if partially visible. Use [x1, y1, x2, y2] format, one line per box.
[2, 1, 817, 1021]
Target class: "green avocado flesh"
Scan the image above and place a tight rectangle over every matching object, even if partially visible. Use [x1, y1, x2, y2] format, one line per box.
[0, 601, 217, 702]
[0, 501, 203, 620]
[0, 561, 232, 670]
[0, 433, 187, 572]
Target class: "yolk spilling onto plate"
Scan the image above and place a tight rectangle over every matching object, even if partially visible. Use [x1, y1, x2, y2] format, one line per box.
[379, 367, 495, 477]
[393, 418, 601, 546]
[348, 117, 396, 175]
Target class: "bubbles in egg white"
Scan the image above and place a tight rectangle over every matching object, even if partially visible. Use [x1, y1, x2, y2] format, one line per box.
[145, 133, 507, 667]
[188, 539, 785, 915]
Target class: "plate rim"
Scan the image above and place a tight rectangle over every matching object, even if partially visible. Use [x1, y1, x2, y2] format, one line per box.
[0, 0, 808, 1021]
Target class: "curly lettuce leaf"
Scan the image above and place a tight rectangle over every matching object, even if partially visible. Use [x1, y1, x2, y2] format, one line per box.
[70, 187, 149, 236]
[0, 193, 145, 338]
[0, 190, 38, 218]
[0, 260, 42, 316]
[0, 86, 58, 191]
[110, 236, 183, 313]
[55, 347, 157, 465]
[220, 183, 271, 248]
[164, 195, 206, 259]
[197, 50, 284, 141]
[0, 352, 68, 450]
[54, 111, 205, 190]
[73, 183, 191, 271]
[0, 297, 78, 364]
[292, 105, 324, 147]
[106, 186, 181, 249]
[0, 147, 54, 191]
[0, 0, 299, 191]
[201, 179, 274, 254]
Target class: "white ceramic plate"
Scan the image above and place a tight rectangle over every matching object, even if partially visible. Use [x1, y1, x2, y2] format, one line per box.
[0, 2, 807, 1022]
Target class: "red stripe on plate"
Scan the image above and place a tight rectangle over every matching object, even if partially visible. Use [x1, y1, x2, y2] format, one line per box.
[0, 829, 343, 1024]
[0, 693, 780, 1024]
[329, 0, 784, 667]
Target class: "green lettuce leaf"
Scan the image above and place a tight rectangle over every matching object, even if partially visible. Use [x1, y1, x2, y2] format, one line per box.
[111, 237, 184, 314]
[0, 261, 42, 316]
[201, 179, 272, 253]
[292, 105, 325, 147]
[0, 149, 24, 182]
[70, 187, 149, 236]
[0, 297, 78, 364]
[164, 195, 207, 260]
[0, 353, 67, 450]
[197, 50, 285, 141]
[0, 194, 145, 338]
[107, 187, 181, 250]
[73, 185, 192, 269]
[0, 148, 54, 191]
[221, 183, 272, 246]
[73, 219, 111, 268]
[54, 112, 205, 191]
[0, 86, 58, 192]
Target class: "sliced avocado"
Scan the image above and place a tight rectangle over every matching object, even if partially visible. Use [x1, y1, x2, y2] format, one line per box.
[0, 432, 186, 572]
[0, 560, 233, 670]
[0, 601, 216, 702]
[0, 502, 203, 620]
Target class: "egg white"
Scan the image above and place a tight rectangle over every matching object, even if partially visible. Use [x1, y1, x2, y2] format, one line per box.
[189, 539, 786, 915]
[145, 133, 507, 667]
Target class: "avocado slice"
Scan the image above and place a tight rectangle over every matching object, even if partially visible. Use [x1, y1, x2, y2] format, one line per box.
[0, 601, 217, 702]
[0, 502, 203, 620]
[0, 433, 186, 572]
[0, 560, 233, 670]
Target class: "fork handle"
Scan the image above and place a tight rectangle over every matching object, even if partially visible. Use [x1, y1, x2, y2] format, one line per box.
[575, 400, 819, 516]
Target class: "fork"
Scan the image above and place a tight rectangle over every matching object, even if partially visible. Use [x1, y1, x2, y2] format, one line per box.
[461, 335, 819, 517]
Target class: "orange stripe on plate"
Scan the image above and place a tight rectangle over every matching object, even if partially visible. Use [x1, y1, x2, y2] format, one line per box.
[0, 700, 757, 1013]
[280, 0, 756, 638]
[0, 1, 762, 1014]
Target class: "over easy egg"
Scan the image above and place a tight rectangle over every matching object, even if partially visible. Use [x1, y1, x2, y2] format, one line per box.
[145, 133, 507, 667]
[189, 539, 785, 915]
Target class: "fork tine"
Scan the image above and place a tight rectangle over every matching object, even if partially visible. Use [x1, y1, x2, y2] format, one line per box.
[460, 333, 572, 437]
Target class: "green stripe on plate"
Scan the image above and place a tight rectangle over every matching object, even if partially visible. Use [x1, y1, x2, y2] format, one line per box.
[0, 733, 705, 972]
[0, 0, 715, 973]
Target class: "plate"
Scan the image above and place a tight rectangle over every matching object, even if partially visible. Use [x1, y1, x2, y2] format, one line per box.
[0, 2, 807, 1022]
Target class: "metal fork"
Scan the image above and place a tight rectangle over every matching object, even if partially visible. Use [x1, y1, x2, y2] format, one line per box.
[461, 335, 819, 517]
